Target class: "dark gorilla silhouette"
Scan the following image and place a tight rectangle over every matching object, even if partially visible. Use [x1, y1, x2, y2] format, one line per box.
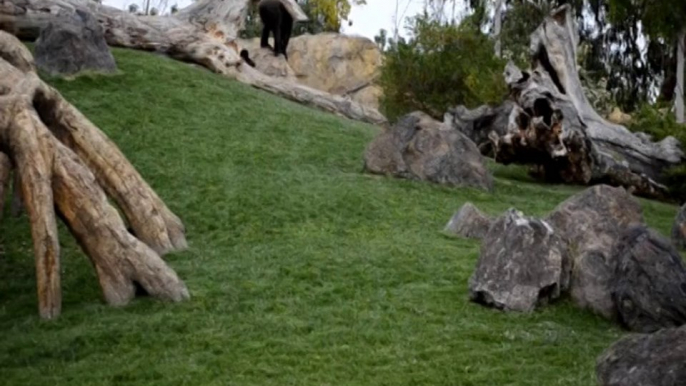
[258, 0, 294, 60]
[240, 49, 256, 67]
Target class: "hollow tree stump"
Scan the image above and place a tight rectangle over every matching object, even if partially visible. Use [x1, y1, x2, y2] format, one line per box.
[0, 31, 189, 319]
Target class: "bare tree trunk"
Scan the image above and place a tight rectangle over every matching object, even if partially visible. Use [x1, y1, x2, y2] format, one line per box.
[493, 0, 503, 58]
[676, 28, 685, 124]
[0, 0, 386, 126]
[0, 31, 189, 319]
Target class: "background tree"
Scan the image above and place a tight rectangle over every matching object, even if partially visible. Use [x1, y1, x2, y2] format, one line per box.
[610, 0, 686, 123]
[374, 28, 387, 51]
[379, 10, 507, 120]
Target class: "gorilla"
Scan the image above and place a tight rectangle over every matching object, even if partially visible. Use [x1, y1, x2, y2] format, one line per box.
[258, 0, 294, 60]
[240, 49, 256, 68]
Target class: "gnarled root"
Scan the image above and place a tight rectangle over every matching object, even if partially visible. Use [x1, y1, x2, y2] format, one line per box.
[0, 31, 189, 319]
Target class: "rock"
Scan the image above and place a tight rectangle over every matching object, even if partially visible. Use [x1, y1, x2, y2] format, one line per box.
[444, 203, 493, 240]
[606, 106, 632, 126]
[672, 204, 686, 250]
[545, 185, 645, 319]
[348, 84, 383, 111]
[596, 325, 686, 386]
[239, 33, 383, 109]
[610, 226, 686, 333]
[240, 47, 298, 81]
[568, 250, 617, 319]
[34, 9, 117, 76]
[469, 209, 571, 312]
[364, 111, 494, 192]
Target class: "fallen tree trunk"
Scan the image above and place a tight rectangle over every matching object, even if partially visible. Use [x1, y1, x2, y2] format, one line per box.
[445, 5, 683, 200]
[0, 0, 387, 126]
[0, 31, 189, 319]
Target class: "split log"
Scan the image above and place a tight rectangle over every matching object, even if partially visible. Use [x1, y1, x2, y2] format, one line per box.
[0, 0, 387, 126]
[0, 31, 189, 319]
[446, 5, 683, 200]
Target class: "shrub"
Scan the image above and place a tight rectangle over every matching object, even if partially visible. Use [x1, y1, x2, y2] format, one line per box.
[378, 14, 507, 122]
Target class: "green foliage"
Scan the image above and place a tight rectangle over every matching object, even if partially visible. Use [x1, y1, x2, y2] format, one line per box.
[629, 104, 685, 143]
[308, 0, 365, 32]
[2, 45, 678, 386]
[378, 14, 508, 121]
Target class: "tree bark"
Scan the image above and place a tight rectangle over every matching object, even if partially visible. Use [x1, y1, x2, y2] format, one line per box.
[493, 0, 503, 58]
[0, 30, 189, 319]
[446, 5, 684, 200]
[0, 0, 387, 126]
[676, 28, 685, 124]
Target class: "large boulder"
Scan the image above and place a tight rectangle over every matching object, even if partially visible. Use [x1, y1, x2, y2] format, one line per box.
[364, 112, 494, 192]
[469, 209, 571, 312]
[596, 325, 686, 386]
[34, 9, 117, 76]
[672, 203, 686, 250]
[545, 185, 645, 319]
[610, 226, 686, 333]
[444, 202, 493, 240]
[239, 33, 383, 109]
[240, 47, 298, 81]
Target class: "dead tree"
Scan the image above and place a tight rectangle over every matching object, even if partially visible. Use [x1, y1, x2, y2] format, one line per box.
[446, 5, 683, 200]
[0, 31, 189, 319]
[0, 0, 387, 126]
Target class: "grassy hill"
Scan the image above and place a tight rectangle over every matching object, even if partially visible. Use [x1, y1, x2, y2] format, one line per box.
[0, 47, 678, 386]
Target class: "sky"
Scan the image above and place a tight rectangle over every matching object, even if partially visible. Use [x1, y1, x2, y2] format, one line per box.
[100, 0, 427, 41]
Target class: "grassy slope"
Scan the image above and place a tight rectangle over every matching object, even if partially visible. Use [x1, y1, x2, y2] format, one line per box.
[0, 47, 678, 386]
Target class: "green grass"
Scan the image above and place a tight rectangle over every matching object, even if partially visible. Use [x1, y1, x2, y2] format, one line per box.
[0, 47, 679, 386]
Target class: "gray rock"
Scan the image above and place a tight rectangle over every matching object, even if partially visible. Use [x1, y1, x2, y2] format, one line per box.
[364, 111, 494, 192]
[611, 226, 686, 333]
[567, 250, 616, 320]
[596, 325, 686, 386]
[444, 202, 492, 240]
[672, 204, 686, 250]
[469, 209, 571, 312]
[34, 9, 117, 76]
[545, 185, 644, 319]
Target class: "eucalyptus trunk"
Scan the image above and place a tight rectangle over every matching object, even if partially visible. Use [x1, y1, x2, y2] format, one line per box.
[676, 28, 685, 124]
[493, 0, 504, 57]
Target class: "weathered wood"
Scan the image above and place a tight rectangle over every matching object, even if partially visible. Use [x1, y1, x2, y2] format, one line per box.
[529, 5, 682, 179]
[0, 0, 386, 125]
[35, 83, 187, 255]
[448, 5, 683, 200]
[0, 30, 189, 318]
[52, 137, 188, 305]
[10, 99, 62, 320]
